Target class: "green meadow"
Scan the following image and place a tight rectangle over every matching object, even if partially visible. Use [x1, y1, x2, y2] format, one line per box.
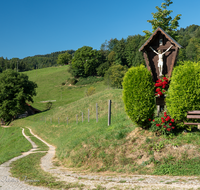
[1, 65, 200, 180]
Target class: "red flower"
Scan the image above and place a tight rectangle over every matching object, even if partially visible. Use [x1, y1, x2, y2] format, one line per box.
[156, 88, 161, 92]
[162, 90, 166, 93]
[156, 124, 160, 127]
[171, 119, 175, 122]
[163, 126, 167, 128]
[153, 119, 155, 121]
[156, 82, 162, 87]
[169, 123, 172, 126]
[163, 81, 168, 85]
[157, 91, 163, 97]
[148, 118, 151, 121]
[163, 77, 168, 81]
[155, 83, 161, 87]
[172, 126, 175, 129]
[157, 79, 162, 83]
[164, 112, 167, 115]
[165, 116, 171, 121]
[167, 128, 171, 131]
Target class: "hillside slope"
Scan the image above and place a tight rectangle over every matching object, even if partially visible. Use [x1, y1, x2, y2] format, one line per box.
[12, 66, 200, 176]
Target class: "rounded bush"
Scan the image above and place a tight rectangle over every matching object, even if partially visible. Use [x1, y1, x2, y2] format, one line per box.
[166, 61, 200, 121]
[122, 65, 155, 127]
[104, 65, 128, 89]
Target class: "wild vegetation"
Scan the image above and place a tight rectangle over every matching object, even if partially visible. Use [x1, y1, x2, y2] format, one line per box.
[7, 65, 200, 177]
[1, 1, 200, 188]
[0, 69, 37, 123]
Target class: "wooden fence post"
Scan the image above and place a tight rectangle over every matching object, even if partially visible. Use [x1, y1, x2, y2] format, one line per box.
[108, 100, 111, 126]
[88, 109, 89, 122]
[96, 103, 98, 123]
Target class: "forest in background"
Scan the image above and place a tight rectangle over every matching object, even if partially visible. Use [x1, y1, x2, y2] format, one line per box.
[0, 24, 200, 73]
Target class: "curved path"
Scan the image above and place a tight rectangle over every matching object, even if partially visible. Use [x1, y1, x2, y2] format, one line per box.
[0, 128, 49, 190]
[29, 128, 200, 190]
[1, 127, 200, 189]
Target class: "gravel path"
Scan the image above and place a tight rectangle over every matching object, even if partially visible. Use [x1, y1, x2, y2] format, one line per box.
[0, 128, 49, 190]
[28, 128, 200, 190]
[2, 127, 200, 190]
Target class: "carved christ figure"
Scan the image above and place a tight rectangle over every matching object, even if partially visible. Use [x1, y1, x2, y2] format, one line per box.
[150, 45, 173, 76]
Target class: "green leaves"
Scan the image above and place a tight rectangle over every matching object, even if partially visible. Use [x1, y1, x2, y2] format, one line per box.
[122, 65, 155, 127]
[104, 65, 128, 89]
[166, 61, 200, 122]
[144, 0, 181, 40]
[70, 46, 101, 77]
[57, 52, 72, 65]
[0, 69, 37, 122]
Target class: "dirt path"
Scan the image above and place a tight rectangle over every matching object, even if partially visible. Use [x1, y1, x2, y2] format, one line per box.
[27, 128, 200, 190]
[0, 128, 49, 190]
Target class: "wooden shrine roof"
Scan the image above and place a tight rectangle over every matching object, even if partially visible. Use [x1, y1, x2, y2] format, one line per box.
[139, 27, 182, 52]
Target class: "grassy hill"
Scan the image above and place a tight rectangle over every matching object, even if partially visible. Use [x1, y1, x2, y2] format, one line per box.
[11, 66, 200, 176]
[24, 65, 107, 110]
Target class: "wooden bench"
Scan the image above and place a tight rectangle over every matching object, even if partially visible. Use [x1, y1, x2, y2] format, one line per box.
[184, 111, 200, 127]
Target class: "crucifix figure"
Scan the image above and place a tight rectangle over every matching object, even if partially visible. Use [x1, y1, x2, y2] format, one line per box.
[150, 44, 173, 76]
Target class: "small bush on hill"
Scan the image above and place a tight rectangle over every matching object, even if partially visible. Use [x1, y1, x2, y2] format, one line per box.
[46, 102, 53, 110]
[122, 65, 155, 127]
[85, 87, 95, 97]
[166, 61, 200, 122]
[104, 65, 128, 89]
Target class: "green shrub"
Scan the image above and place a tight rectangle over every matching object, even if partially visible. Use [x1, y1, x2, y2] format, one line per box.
[96, 61, 110, 77]
[46, 102, 53, 110]
[166, 61, 200, 122]
[104, 65, 128, 89]
[122, 65, 155, 127]
[85, 87, 95, 97]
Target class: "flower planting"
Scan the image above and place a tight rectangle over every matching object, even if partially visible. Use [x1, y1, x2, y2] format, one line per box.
[154, 76, 169, 98]
[150, 111, 176, 136]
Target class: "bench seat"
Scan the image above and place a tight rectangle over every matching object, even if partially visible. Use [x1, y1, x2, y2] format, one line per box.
[184, 110, 200, 125]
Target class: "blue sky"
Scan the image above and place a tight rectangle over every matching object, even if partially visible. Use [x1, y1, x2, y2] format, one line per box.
[1, 0, 200, 60]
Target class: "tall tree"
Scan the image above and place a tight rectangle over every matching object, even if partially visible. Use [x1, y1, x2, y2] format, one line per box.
[57, 52, 72, 65]
[143, 0, 181, 40]
[70, 46, 102, 77]
[0, 70, 37, 123]
[114, 38, 127, 66]
[125, 35, 145, 67]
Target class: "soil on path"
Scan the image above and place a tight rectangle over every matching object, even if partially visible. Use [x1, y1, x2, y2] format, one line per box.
[0, 128, 49, 190]
[29, 128, 200, 190]
[2, 126, 200, 190]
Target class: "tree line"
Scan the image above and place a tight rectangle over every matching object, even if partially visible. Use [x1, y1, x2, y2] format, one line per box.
[0, 50, 75, 73]
[0, 24, 200, 74]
